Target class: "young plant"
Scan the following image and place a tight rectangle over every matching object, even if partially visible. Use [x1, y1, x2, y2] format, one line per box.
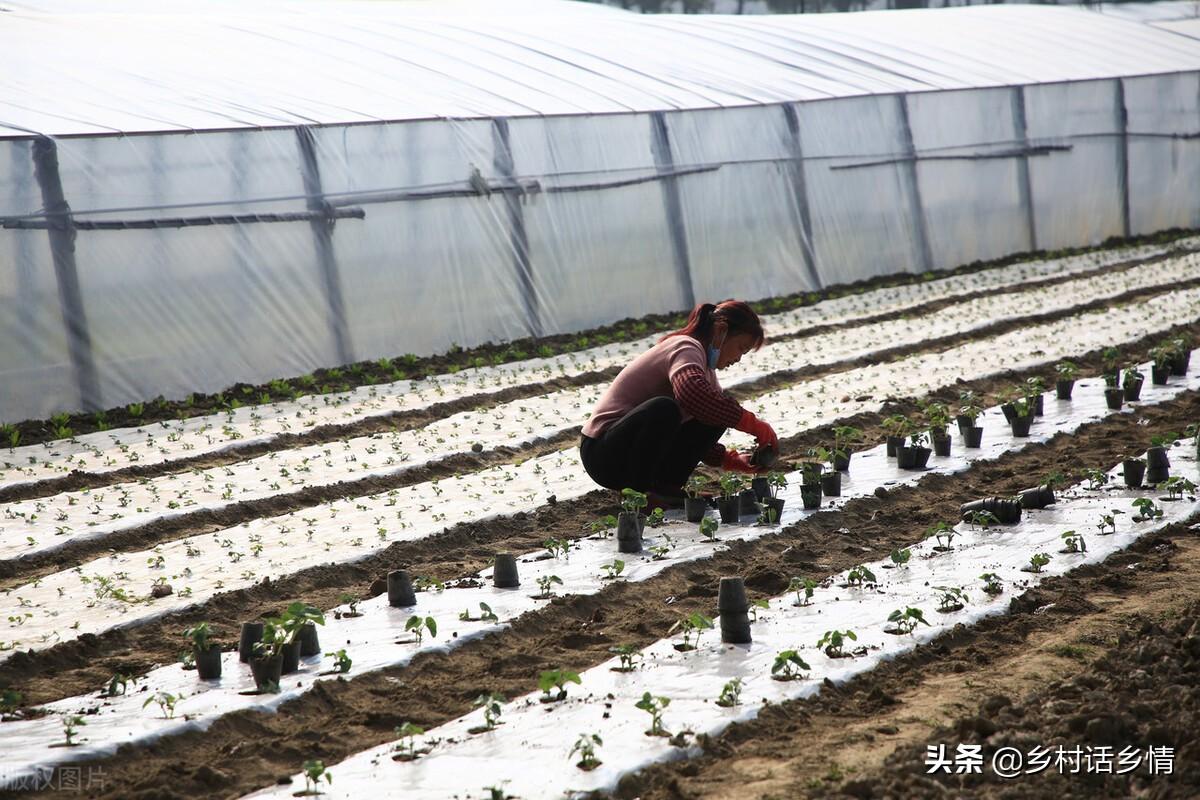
[929, 520, 958, 546]
[699, 516, 719, 541]
[326, 649, 352, 673]
[684, 475, 708, 499]
[536, 574, 563, 598]
[817, 629, 857, 658]
[980, 573, 1004, 595]
[767, 470, 789, 498]
[964, 510, 999, 530]
[61, 715, 86, 746]
[756, 505, 778, 526]
[473, 692, 506, 730]
[620, 487, 648, 515]
[299, 759, 332, 796]
[923, 400, 951, 432]
[789, 576, 817, 607]
[101, 673, 134, 698]
[1028, 552, 1051, 573]
[887, 606, 929, 634]
[337, 594, 362, 618]
[669, 612, 714, 651]
[1161, 476, 1197, 500]
[1083, 468, 1110, 490]
[715, 677, 744, 707]
[1132, 497, 1163, 522]
[183, 621, 215, 653]
[832, 425, 862, 455]
[608, 643, 641, 672]
[570, 733, 603, 771]
[1096, 510, 1122, 535]
[646, 507, 666, 528]
[881, 414, 911, 439]
[600, 559, 626, 580]
[393, 721, 425, 761]
[933, 585, 968, 611]
[718, 472, 746, 499]
[543, 538, 572, 559]
[458, 602, 500, 623]
[538, 669, 581, 702]
[749, 598, 771, 622]
[845, 565, 876, 587]
[635, 692, 670, 736]
[589, 514, 618, 536]
[1055, 360, 1078, 381]
[890, 547, 912, 566]
[771, 649, 811, 681]
[404, 615, 437, 645]
[142, 691, 181, 719]
[1060, 530, 1086, 553]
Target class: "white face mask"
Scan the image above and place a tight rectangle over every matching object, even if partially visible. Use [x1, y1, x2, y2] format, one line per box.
[707, 327, 726, 369]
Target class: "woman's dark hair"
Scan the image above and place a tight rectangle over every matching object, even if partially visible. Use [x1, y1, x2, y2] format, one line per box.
[659, 300, 765, 350]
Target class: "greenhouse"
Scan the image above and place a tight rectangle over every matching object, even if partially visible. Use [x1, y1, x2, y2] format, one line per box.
[2, 0, 1199, 418]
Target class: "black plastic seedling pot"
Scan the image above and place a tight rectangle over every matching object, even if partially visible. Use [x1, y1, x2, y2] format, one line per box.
[764, 497, 785, 521]
[963, 426, 983, 448]
[1146, 446, 1171, 471]
[955, 414, 972, 435]
[298, 622, 320, 657]
[932, 434, 952, 457]
[1171, 350, 1190, 375]
[1151, 365, 1171, 385]
[751, 477, 770, 501]
[717, 577, 752, 644]
[1124, 374, 1144, 401]
[960, 497, 1022, 524]
[739, 489, 759, 516]
[832, 450, 851, 471]
[819, 471, 841, 497]
[493, 553, 520, 588]
[885, 436, 904, 457]
[281, 639, 301, 675]
[800, 484, 822, 510]
[238, 622, 264, 663]
[717, 497, 741, 524]
[1009, 416, 1033, 437]
[1055, 379, 1074, 400]
[1104, 387, 1124, 410]
[1123, 459, 1145, 488]
[897, 446, 931, 469]
[194, 646, 222, 680]
[250, 654, 283, 690]
[799, 461, 823, 484]
[684, 497, 707, 523]
[750, 445, 778, 470]
[388, 570, 417, 607]
[1018, 486, 1055, 510]
[616, 515, 642, 554]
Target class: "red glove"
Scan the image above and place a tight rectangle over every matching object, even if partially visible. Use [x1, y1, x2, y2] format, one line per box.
[736, 410, 778, 450]
[721, 448, 759, 474]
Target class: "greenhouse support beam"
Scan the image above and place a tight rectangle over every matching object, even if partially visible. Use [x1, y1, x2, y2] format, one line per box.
[3, 209, 365, 230]
[782, 103, 823, 291]
[31, 137, 102, 412]
[1115, 79, 1132, 238]
[492, 118, 541, 339]
[650, 112, 696, 311]
[1011, 86, 1038, 252]
[897, 96, 934, 273]
[295, 126, 354, 367]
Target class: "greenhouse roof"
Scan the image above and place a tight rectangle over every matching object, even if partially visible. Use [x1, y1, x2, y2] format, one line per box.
[5, 0, 1200, 138]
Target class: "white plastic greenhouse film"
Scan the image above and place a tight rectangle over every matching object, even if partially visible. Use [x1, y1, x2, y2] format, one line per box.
[1123, 72, 1200, 235]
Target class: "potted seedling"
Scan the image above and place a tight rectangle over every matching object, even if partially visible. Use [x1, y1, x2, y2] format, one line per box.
[1104, 379, 1125, 411]
[717, 473, 745, 523]
[955, 390, 980, 434]
[934, 585, 968, 613]
[278, 603, 324, 674]
[1122, 454, 1146, 488]
[831, 425, 861, 470]
[1123, 365, 1145, 401]
[771, 650, 811, 681]
[1024, 376, 1046, 416]
[925, 401, 952, 457]
[538, 668, 581, 703]
[1169, 334, 1191, 375]
[958, 397, 984, 448]
[750, 472, 771, 502]
[617, 488, 646, 552]
[799, 478, 822, 511]
[1145, 433, 1174, 485]
[571, 733, 603, 771]
[1007, 396, 1034, 437]
[1150, 345, 1173, 385]
[715, 677, 744, 707]
[817, 629, 858, 659]
[250, 620, 287, 692]
[1059, 529, 1086, 554]
[184, 622, 221, 680]
[789, 576, 816, 607]
[1101, 347, 1120, 387]
[881, 414, 910, 458]
[884, 607, 929, 635]
[764, 471, 787, 521]
[811, 447, 842, 496]
[1055, 361, 1078, 400]
[897, 429, 931, 470]
[669, 612, 714, 652]
[1021, 552, 1052, 574]
[980, 573, 1004, 596]
[684, 476, 708, 523]
[635, 692, 670, 737]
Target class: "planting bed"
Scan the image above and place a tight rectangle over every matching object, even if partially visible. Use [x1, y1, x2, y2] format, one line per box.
[1, 237, 1199, 800]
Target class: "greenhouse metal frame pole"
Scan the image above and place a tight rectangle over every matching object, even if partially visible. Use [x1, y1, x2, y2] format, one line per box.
[650, 112, 696, 311]
[295, 125, 355, 366]
[31, 136, 102, 412]
[1011, 86, 1038, 252]
[491, 117, 541, 339]
[896, 95, 934, 272]
[782, 103, 823, 290]
[11, 142, 39, 348]
[1114, 78, 1132, 238]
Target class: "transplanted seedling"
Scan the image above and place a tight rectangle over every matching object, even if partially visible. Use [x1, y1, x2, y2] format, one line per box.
[142, 691, 182, 719]
[325, 649, 352, 674]
[1160, 476, 1197, 500]
[845, 565, 876, 587]
[669, 613, 714, 651]
[818, 629, 857, 658]
[536, 574, 563, 599]
[59, 715, 85, 747]
[403, 615, 437, 645]
[889, 547, 912, 567]
[1026, 552, 1052, 573]
[600, 559, 626, 580]
[930, 521, 959, 547]
[934, 585, 968, 612]
[589, 515, 618, 536]
[646, 508, 666, 528]
[1132, 497, 1164, 522]
[337, 593, 362, 618]
[886, 607, 930, 635]
[771, 650, 811, 681]
[297, 759, 332, 796]
[543, 538, 572, 559]
[715, 677, 744, 707]
[718, 472, 747, 499]
[1096, 510, 1123, 535]
[635, 692, 671, 736]
[980, 573, 1004, 596]
[699, 516, 719, 541]
[1083, 468, 1110, 490]
[609, 643, 641, 672]
[101, 672, 135, 698]
[749, 598, 771, 622]
[570, 733, 603, 771]
[756, 505, 778, 526]
[539, 668, 582, 702]
[393, 721, 427, 762]
[1060, 530, 1086, 553]
[621, 487, 648, 515]
[789, 576, 817, 607]
[470, 692, 506, 733]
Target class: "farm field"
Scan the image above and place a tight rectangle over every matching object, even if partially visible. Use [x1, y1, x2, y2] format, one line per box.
[2, 237, 1200, 800]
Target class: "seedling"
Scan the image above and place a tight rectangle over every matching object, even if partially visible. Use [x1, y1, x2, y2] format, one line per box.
[818, 629, 857, 658]
[646, 508, 666, 528]
[635, 692, 670, 736]
[1150, 432, 1178, 449]
[767, 471, 789, 498]
[684, 475, 708, 499]
[964, 510, 999, 530]
[749, 598, 771, 622]
[326, 649, 352, 673]
[538, 668, 581, 702]
[544, 538, 572, 559]
[756, 505, 778, 525]
[404, 615, 437, 645]
[620, 487, 648, 515]
[789, 576, 817, 606]
[909, 429, 930, 448]
[929, 521, 958, 546]
[61, 715, 85, 746]
[570, 733, 603, 771]
[473, 692, 506, 730]
[393, 722, 425, 761]
[887, 607, 929, 634]
[832, 425, 862, 455]
[934, 585, 968, 611]
[300, 759, 332, 796]
[923, 400, 951, 431]
[459, 602, 499, 623]
[337, 594, 362, 618]
[699, 516, 719, 541]
[0, 689, 21, 714]
[890, 547, 911, 566]
[1132, 497, 1163, 522]
[1055, 361, 1079, 381]
[1097, 510, 1122, 535]
[101, 673, 134, 698]
[609, 643, 641, 672]
[771, 649, 811, 681]
[1160, 476, 1196, 499]
[845, 565, 876, 587]
[715, 677, 744, 707]
[536, 574, 563, 598]
[980, 573, 1004, 595]
[1060, 530, 1086, 553]
[669, 612, 714, 651]
[412, 576, 445, 594]
[183, 621, 214, 653]
[143, 691, 181, 719]
[589, 515, 618, 535]
[1083, 468, 1110, 490]
[718, 472, 746, 499]
[600, 559, 626, 580]
[881, 414, 912, 439]
[1028, 552, 1051, 573]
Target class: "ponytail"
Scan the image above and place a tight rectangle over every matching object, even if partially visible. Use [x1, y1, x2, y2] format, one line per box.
[660, 299, 765, 350]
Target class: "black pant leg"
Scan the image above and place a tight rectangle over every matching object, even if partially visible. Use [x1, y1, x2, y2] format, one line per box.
[653, 419, 725, 492]
[579, 397, 682, 492]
